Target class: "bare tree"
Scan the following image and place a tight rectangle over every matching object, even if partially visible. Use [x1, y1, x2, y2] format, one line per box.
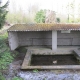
[45, 10, 56, 23]
[66, 0, 75, 23]
[27, 4, 39, 23]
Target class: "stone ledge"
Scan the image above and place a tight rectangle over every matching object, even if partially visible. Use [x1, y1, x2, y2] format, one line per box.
[21, 47, 80, 69]
[73, 49, 80, 60]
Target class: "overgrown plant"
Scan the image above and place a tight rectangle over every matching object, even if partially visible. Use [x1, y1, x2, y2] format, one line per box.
[12, 77, 23, 80]
[33, 69, 39, 73]
[0, 73, 5, 80]
[0, 33, 16, 69]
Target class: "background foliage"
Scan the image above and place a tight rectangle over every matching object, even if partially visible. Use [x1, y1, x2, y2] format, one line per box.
[0, 1, 8, 29]
[34, 9, 46, 23]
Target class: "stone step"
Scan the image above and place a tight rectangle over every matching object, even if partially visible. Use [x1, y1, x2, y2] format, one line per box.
[73, 49, 80, 60]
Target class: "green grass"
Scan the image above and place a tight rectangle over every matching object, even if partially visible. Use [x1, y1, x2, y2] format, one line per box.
[33, 69, 39, 73]
[0, 73, 5, 80]
[0, 33, 16, 70]
[12, 77, 23, 80]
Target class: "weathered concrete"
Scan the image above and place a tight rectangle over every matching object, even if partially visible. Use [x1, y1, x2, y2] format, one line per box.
[8, 32, 19, 50]
[73, 49, 80, 60]
[21, 47, 80, 69]
[52, 30, 57, 50]
[8, 31, 80, 50]
[18, 31, 80, 46]
[22, 65, 80, 70]
[21, 51, 31, 69]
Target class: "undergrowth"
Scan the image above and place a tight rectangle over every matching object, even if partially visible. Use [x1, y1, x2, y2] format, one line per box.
[0, 73, 5, 80]
[0, 33, 18, 79]
[0, 33, 16, 69]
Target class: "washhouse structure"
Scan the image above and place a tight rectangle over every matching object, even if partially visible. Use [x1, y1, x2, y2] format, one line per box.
[7, 23, 80, 51]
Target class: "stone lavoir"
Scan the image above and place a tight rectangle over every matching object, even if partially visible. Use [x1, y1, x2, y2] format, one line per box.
[7, 23, 80, 69]
[7, 23, 80, 51]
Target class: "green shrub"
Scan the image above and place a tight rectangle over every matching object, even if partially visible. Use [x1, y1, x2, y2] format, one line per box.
[12, 77, 23, 80]
[56, 18, 60, 23]
[33, 69, 39, 73]
[0, 73, 5, 80]
[34, 9, 46, 23]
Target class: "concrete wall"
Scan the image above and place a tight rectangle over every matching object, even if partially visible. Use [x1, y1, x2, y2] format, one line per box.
[8, 32, 19, 50]
[18, 31, 52, 46]
[58, 31, 80, 45]
[17, 31, 80, 47]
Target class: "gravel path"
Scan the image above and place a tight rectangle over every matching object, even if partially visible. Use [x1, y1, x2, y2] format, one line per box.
[18, 70, 80, 80]
[5, 46, 80, 80]
[5, 60, 80, 80]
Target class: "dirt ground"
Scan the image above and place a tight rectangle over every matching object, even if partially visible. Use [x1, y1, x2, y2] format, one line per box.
[31, 54, 78, 65]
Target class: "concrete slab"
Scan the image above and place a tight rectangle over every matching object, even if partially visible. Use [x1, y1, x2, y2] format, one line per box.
[26, 46, 80, 54]
[73, 49, 80, 60]
[22, 65, 80, 69]
[21, 51, 31, 69]
[21, 46, 80, 69]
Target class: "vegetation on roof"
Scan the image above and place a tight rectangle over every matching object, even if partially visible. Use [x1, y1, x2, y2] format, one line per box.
[8, 23, 80, 31]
